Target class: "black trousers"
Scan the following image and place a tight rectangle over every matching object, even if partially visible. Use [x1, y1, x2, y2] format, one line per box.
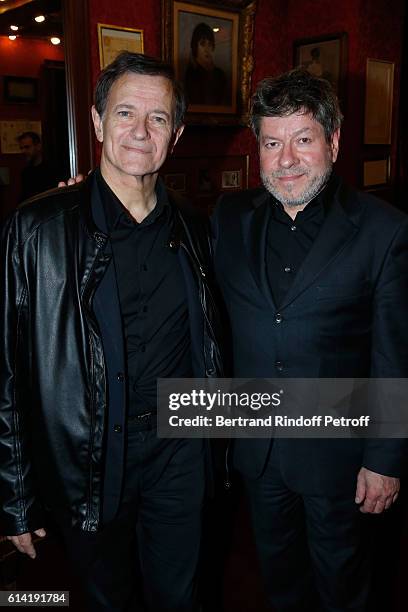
[62, 428, 205, 612]
[244, 444, 371, 612]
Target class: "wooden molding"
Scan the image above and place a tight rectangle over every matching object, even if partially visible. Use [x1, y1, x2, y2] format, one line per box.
[63, 0, 94, 175]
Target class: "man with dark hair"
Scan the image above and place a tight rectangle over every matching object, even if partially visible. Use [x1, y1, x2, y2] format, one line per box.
[184, 22, 229, 106]
[212, 69, 408, 611]
[1, 51, 223, 612]
[18, 131, 57, 201]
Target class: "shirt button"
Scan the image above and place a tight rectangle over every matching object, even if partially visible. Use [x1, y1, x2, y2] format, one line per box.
[142, 264, 148, 271]
[140, 345, 146, 353]
[113, 424, 122, 433]
[275, 313, 283, 324]
[275, 361, 283, 372]
[290, 225, 297, 232]
[142, 305, 148, 313]
[284, 266, 292, 273]
[117, 372, 124, 382]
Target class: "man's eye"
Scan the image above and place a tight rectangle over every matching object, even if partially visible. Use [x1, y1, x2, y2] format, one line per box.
[151, 115, 167, 124]
[265, 142, 279, 149]
[298, 137, 312, 144]
[118, 110, 130, 117]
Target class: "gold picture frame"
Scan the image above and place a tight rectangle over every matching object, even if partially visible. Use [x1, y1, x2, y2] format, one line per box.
[162, 0, 257, 125]
[363, 158, 390, 189]
[364, 59, 394, 145]
[97, 24, 144, 70]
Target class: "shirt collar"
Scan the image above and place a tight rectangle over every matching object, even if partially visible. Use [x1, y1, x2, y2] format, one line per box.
[95, 168, 170, 232]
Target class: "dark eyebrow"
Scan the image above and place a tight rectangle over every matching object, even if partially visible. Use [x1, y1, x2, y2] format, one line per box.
[113, 104, 170, 120]
[113, 104, 136, 111]
[261, 127, 314, 141]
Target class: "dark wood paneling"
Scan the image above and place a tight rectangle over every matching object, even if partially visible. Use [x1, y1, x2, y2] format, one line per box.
[63, 0, 94, 175]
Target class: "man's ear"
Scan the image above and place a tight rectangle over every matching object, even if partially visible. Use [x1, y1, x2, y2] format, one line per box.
[330, 128, 340, 163]
[170, 124, 184, 154]
[91, 106, 104, 143]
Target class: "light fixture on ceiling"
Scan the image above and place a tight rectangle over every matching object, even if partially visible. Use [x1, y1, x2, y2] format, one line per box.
[213, 27, 220, 33]
[8, 35, 17, 40]
[35, 15, 46, 23]
[10, 25, 19, 31]
[50, 36, 60, 45]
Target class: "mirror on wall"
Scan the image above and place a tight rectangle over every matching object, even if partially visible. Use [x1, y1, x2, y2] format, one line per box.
[0, 0, 69, 219]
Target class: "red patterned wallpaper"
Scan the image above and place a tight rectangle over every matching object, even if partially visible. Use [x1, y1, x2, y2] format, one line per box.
[287, 0, 404, 195]
[87, 0, 404, 193]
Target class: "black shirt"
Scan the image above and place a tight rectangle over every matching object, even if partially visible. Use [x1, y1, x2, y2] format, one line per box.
[96, 170, 192, 415]
[266, 178, 333, 307]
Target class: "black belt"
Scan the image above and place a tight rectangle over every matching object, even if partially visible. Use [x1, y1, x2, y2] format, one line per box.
[127, 411, 157, 431]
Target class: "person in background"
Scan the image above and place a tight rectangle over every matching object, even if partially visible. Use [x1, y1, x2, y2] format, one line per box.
[18, 131, 57, 202]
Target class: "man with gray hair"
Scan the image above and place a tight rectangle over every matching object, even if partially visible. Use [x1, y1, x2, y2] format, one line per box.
[212, 69, 408, 611]
[1, 52, 223, 611]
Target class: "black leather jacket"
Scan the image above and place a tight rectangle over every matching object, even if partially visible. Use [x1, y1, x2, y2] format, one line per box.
[0, 176, 223, 534]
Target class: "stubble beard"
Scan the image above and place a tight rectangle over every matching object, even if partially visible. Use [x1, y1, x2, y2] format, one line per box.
[261, 161, 333, 208]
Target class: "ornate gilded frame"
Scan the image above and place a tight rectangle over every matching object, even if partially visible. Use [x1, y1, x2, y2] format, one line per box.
[97, 23, 144, 70]
[162, 0, 257, 125]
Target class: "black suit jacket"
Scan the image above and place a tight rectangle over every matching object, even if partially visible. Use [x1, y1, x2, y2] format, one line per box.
[212, 176, 408, 496]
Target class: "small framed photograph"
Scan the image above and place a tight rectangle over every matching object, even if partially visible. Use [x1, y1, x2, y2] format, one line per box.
[363, 158, 390, 188]
[364, 59, 394, 145]
[164, 173, 186, 192]
[221, 169, 242, 189]
[163, 0, 257, 125]
[4, 76, 38, 104]
[98, 24, 144, 69]
[0, 120, 41, 154]
[293, 33, 348, 99]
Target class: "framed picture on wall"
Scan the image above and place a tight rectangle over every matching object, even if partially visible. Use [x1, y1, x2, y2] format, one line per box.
[363, 158, 390, 188]
[164, 173, 187, 192]
[98, 24, 144, 69]
[293, 33, 348, 100]
[3, 76, 38, 104]
[162, 0, 257, 125]
[221, 169, 242, 189]
[364, 59, 394, 145]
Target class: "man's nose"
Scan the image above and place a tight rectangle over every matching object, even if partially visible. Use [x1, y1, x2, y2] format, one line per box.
[278, 142, 299, 168]
[130, 117, 149, 139]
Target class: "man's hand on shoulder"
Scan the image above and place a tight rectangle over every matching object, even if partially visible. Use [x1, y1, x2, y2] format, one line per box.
[57, 174, 87, 188]
[7, 528, 46, 559]
[355, 467, 399, 514]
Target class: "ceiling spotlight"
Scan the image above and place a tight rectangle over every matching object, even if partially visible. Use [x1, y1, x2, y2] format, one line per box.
[10, 25, 19, 31]
[213, 27, 220, 33]
[35, 15, 45, 23]
[50, 37, 61, 45]
[8, 35, 17, 41]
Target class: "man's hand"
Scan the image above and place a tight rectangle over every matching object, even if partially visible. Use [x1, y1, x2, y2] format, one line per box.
[57, 174, 86, 188]
[6, 528, 46, 559]
[355, 467, 399, 514]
